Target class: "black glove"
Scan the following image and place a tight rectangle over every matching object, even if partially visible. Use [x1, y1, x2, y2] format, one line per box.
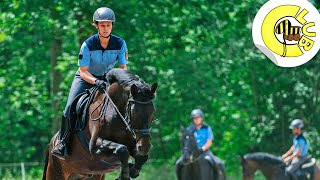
[95, 79, 106, 90]
[198, 147, 204, 154]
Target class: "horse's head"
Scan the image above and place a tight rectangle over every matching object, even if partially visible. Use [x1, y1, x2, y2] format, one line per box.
[240, 153, 287, 180]
[129, 82, 157, 156]
[180, 128, 199, 164]
[239, 156, 256, 180]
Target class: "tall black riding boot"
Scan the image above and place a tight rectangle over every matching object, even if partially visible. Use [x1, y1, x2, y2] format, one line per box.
[51, 115, 70, 160]
[287, 171, 297, 180]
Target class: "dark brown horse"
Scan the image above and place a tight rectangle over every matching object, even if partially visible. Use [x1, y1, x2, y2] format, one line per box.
[176, 128, 224, 180]
[240, 152, 320, 180]
[43, 69, 157, 180]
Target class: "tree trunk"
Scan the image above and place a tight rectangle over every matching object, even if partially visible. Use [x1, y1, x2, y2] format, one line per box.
[279, 95, 285, 151]
[50, 36, 62, 133]
[157, 123, 168, 159]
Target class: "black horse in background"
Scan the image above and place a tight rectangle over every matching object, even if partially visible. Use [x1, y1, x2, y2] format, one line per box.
[240, 152, 320, 180]
[176, 128, 225, 180]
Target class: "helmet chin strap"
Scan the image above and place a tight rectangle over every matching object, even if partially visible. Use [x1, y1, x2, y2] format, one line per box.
[98, 32, 110, 38]
[97, 26, 110, 38]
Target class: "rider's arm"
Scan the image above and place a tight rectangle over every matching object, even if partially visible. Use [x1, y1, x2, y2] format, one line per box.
[79, 66, 97, 85]
[287, 138, 305, 161]
[282, 145, 294, 159]
[290, 151, 301, 159]
[201, 139, 212, 151]
[284, 151, 301, 163]
[117, 40, 128, 69]
[78, 43, 97, 84]
[119, 64, 127, 69]
[202, 126, 214, 151]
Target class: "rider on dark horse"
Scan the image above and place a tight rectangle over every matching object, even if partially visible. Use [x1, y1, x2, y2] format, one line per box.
[177, 109, 225, 177]
[51, 7, 129, 160]
[282, 119, 309, 178]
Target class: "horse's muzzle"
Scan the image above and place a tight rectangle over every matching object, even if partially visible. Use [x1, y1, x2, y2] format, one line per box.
[137, 137, 152, 156]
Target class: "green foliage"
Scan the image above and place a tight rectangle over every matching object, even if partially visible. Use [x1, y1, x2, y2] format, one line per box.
[0, 0, 319, 179]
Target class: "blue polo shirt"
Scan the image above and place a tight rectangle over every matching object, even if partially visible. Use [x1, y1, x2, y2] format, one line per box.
[76, 34, 128, 76]
[293, 134, 308, 157]
[187, 124, 214, 147]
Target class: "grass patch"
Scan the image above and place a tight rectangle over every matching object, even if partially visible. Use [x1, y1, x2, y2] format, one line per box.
[0, 160, 266, 180]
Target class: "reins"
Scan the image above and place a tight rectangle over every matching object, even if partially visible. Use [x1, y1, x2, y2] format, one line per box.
[89, 85, 154, 141]
[182, 146, 203, 165]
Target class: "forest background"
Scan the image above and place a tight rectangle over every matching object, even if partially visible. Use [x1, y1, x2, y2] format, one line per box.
[1, 0, 319, 179]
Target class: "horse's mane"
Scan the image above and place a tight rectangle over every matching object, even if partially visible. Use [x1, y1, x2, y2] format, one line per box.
[105, 68, 154, 98]
[244, 152, 284, 166]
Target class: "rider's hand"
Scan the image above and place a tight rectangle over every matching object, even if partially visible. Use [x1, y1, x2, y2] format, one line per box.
[283, 156, 291, 165]
[281, 154, 287, 160]
[95, 79, 107, 89]
[198, 147, 203, 154]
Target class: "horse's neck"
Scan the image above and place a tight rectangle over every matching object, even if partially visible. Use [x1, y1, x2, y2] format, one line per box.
[108, 84, 130, 115]
[111, 93, 128, 113]
[254, 162, 287, 180]
[191, 139, 200, 158]
[189, 141, 200, 158]
[193, 148, 200, 158]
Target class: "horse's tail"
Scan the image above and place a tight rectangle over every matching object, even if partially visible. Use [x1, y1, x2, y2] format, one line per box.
[42, 145, 49, 180]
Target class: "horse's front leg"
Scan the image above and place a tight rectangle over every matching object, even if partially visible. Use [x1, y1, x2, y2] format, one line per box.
[96, 138, 130, 180]
[129, 154, 149, 178]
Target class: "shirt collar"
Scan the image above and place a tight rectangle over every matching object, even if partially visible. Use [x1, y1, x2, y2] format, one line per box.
[295, 133, 303, 140]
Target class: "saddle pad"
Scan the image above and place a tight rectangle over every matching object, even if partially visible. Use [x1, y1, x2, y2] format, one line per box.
[302, 158, 316, 169]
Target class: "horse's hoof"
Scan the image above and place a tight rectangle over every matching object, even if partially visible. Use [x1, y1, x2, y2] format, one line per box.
[129, 167, 140, 178]
[115, 177, 131, 180]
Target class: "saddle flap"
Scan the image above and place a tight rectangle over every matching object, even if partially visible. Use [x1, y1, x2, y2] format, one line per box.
[68, 91, 90, 131]
[76, 93, 89, 115]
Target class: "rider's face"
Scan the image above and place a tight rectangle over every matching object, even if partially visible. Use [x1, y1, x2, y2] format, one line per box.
[193, 116, 203, 126]
[292, 128, 301, 136]
[96, 21, 113, 37]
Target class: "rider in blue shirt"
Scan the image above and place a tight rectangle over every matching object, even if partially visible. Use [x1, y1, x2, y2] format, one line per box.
[51, 7, 128, 159]
[187, 121, 214, 152]
[179, 109, 225, 178]
[282, 119, 308, 175]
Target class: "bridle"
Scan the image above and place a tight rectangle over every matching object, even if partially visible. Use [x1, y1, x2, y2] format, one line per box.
[126, 98, 153, 141]
[182, 135, 202, 165]
[90, 87, 154, 142]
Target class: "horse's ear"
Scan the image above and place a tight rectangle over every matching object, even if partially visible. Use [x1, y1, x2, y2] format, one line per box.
[131, 84, 138, 97]
[191, 127, 196, 134]
[238, 156, 246, 164]
[151, 83, 158, 94]
[180, 126, 185, 133]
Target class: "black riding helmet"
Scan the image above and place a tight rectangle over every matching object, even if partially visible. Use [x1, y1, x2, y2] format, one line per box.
[289, 119, 304, 129]
[93, 7, 115, 38]
[93, 7, 116, 23]
[191, 109, 203, 119]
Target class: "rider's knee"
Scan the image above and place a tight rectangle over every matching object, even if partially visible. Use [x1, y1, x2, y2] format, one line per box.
[176, 157, 183, 166]
[115, 145, 129, 157]
[204, 155, 215, 167]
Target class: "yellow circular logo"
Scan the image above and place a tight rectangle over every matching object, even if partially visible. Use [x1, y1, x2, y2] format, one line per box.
[252, 0, 320, 67]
